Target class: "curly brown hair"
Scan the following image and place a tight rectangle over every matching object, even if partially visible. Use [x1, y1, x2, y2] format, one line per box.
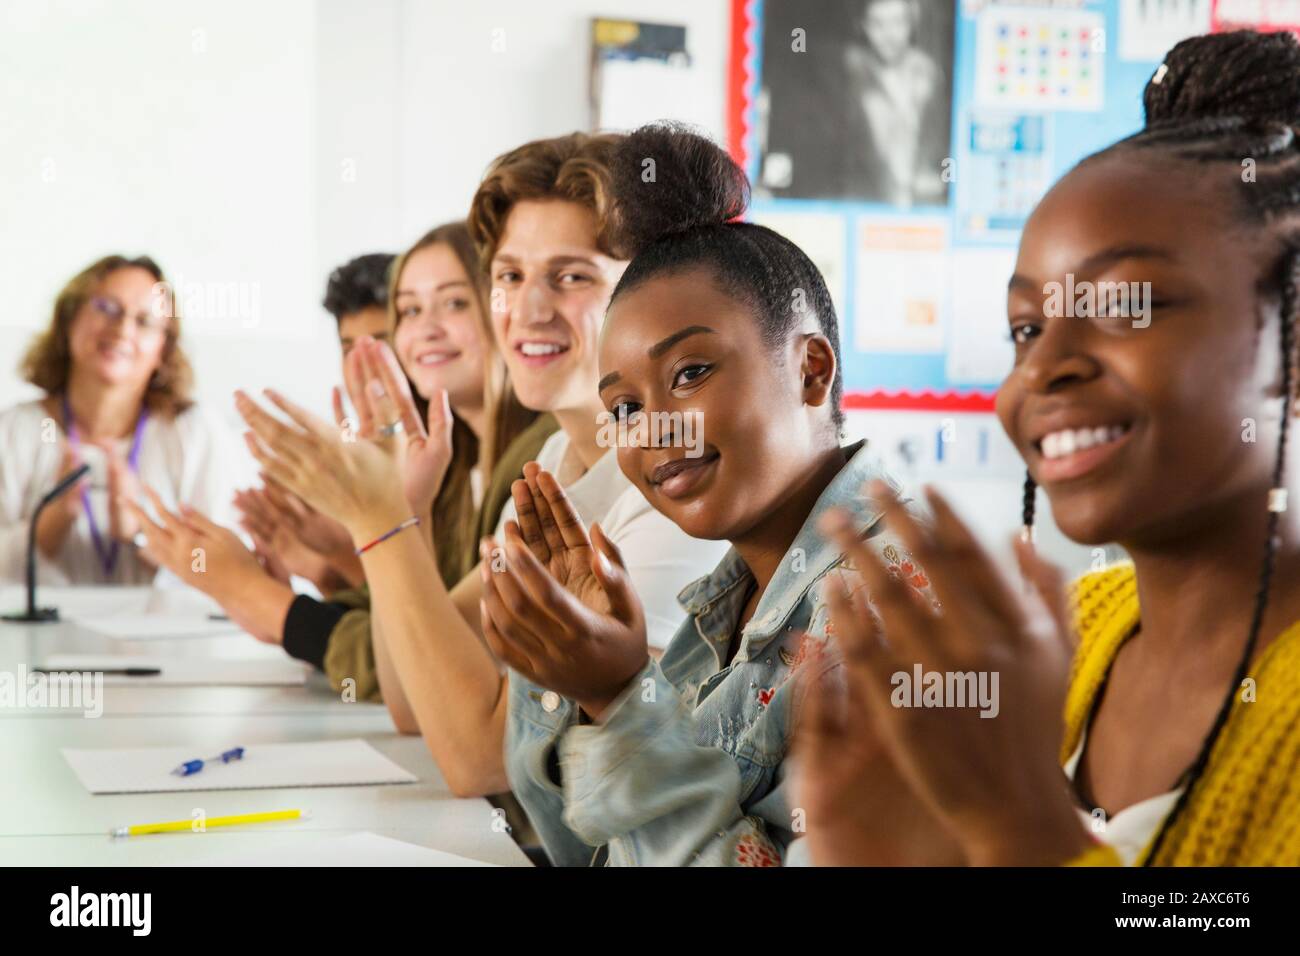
[20, 255, 194, 418]
[466, 131, 628, 274]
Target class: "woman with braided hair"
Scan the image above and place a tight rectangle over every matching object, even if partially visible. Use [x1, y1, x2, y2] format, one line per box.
[798, 29, 1300, 866]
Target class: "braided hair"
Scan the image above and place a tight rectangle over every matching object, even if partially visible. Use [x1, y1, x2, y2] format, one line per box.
[606, 122, 845, 427]
[1019, 30, 1300, 865]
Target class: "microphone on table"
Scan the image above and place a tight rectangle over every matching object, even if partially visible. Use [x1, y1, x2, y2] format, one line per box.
[2, 463, 91, 623]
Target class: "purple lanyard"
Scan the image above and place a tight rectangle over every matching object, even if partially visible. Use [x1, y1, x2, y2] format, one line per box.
[62, 395, 149, 578]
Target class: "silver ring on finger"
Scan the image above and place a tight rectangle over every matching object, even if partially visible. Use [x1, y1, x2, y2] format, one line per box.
[378, 419, 405, 438]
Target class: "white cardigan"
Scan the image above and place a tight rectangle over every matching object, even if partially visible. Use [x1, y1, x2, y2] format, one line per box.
[0, 399, 246, 586]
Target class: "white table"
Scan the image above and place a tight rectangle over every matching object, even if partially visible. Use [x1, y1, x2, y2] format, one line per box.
[0, 586, 531, 867]
[0, 585, 352, 718]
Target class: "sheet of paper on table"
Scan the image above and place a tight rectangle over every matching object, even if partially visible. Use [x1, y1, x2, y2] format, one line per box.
[36, 653, 309, 686]
[62, 738, 418, 794]
[177, 831, 497, 867]
[66, 614, 246, 641]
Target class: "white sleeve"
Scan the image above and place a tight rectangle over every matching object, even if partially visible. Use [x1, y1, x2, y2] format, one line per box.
[0, 518, 30, 584]
[0, 403, 63, 585]
[0, 410, 31, 582]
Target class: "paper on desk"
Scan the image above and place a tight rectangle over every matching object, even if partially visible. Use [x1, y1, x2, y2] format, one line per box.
[65, 613, 246, 641]
[65, 613, 246, 640]
[37, 654, 308, 686]
[179, 831, 496, 867]
[62, 739, 418, 794]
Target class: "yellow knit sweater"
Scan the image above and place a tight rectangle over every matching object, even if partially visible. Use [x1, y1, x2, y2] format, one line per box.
[1063, 562, 1300, 866]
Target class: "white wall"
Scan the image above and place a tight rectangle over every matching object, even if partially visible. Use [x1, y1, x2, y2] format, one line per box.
[1, 0, 323, 422]
[390, 0, 729, 241]
[0, 0, 729, 424]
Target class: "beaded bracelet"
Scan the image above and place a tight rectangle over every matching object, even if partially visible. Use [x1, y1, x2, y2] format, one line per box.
[354, 516, 421, 556]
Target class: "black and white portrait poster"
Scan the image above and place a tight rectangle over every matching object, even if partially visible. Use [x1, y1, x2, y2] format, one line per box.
[757, 0, 956, 206]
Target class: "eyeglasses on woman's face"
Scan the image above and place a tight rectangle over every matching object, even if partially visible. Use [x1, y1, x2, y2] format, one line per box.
[87, 294, 172, 336]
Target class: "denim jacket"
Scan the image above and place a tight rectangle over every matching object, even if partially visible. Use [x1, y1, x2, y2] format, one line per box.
[504, 441, 936, 866]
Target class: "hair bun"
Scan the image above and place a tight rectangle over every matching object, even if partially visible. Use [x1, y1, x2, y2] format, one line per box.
[1144, 30, 1300, 129]
[608, 122, 750, 259]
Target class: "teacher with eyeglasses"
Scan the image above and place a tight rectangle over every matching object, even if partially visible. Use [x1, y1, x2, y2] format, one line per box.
[0, 254, 242, 586]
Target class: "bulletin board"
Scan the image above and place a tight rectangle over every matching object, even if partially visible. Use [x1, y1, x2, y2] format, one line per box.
[728, 0, 1297, 412]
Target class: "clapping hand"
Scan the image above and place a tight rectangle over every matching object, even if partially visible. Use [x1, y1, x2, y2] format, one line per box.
[478, 463, 648, 721]
[815, 481, 1086, 866]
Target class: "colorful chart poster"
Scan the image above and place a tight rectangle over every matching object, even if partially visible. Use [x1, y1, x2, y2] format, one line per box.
[1120, 0, 1214, 61]
[854, 219, 949, 354]
[975, 6, 1105, 112]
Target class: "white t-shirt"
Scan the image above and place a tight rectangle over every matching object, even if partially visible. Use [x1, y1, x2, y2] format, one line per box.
[1064, 728, 1183, 866]
[0, 399, 248, 587]
[495, 429, 730, 650]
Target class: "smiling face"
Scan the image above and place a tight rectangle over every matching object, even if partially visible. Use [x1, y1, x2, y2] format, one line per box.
[391, 242, 487, 410]
[489, 199, 625, 415]
[598, 266, 837, 541]
[66, 266, 172, 390]
[995, 154, 1287, 546]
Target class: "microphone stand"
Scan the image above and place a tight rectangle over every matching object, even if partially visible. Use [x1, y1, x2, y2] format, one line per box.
[2, 463, 91, 623]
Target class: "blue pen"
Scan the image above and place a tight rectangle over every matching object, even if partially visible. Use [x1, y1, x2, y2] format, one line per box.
[171, 747, 245, 777]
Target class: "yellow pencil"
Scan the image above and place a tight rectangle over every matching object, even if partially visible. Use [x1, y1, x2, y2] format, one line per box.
[110, 808, 307, 838]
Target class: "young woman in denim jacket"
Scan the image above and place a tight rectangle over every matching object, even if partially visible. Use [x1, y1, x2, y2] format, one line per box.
[477, 123, 941, 865]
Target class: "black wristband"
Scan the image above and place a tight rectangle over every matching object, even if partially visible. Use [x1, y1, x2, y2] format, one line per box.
[280, 595, 347, 671]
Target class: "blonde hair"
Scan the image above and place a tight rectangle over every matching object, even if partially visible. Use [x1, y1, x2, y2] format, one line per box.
[387, 221, 536, 479]
[21, 255, 193, 417]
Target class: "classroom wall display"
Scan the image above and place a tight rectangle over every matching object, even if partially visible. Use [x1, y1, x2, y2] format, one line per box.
[974, 6, 1105, 112]
[728, 0, 1275, 411]
[749, 210, 851, 320]
[853, 218, 949, 354]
